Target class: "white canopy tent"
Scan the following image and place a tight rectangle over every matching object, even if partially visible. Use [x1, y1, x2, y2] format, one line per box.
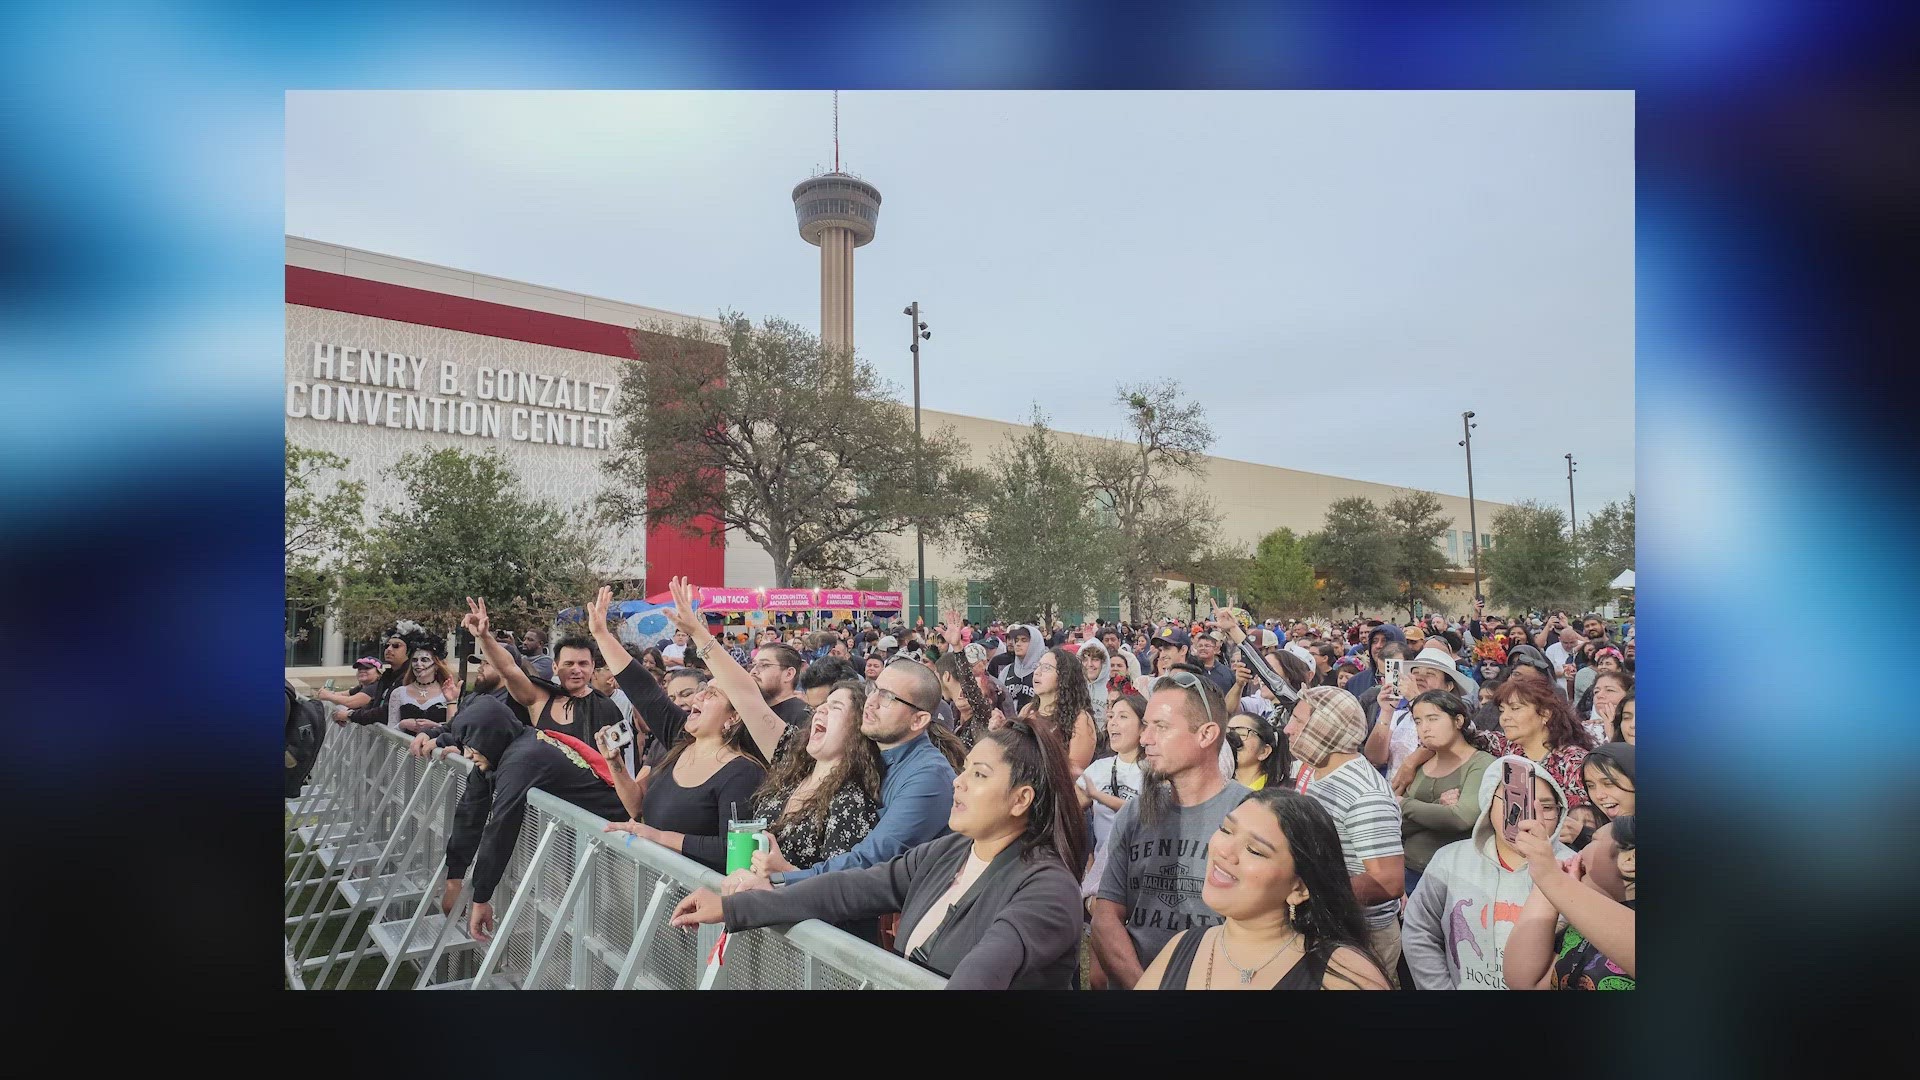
[1610, 569, 1635, 591]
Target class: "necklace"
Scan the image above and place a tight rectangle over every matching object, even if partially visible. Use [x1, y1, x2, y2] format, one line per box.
[1207, 925, 1299, 987]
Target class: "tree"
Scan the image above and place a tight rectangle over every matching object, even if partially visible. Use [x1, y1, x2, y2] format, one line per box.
[1382, 489, 1451, 621]
[1579, 493, 1635, 606]
[960, 407, 1114, 628]
[1242, 527, 1318, 618]
[336, 447, 608, 643]
[286, 441, 365, 649]
[1305, 497, 1395, 614]
[1082, 380, 1219, 621]
[600, 312, 978, 587]
[1480, 500, 1581, 612]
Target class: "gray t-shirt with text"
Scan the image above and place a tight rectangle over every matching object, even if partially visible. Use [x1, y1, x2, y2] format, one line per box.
[1096, 778, 1251, 968]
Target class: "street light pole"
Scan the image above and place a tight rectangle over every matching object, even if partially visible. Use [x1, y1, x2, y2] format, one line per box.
[1459, 411, 1481, 601]
[1565, 453, 1579, 575]
[905, 303, 930, 629]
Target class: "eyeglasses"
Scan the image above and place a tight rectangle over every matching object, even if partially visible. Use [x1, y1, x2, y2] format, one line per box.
[870, 684, 936, 715]
[1157, 669, 1217, 727]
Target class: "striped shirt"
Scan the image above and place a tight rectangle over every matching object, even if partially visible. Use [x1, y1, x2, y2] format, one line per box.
[1302, 757, 1404, 929]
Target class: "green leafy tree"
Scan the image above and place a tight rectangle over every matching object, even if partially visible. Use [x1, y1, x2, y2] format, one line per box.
[961, 407, 1114, 627]
[1579, 493, 1635, 606]
[1081, 379, 1219, 622]
[1383, 489, 1451, 622]
[286, 441, 365, 649]
[1242, 527, 1318, 618]
[1480, 500, 1581, 612]
[600, 312, 978, 587]
[337, 447, 608, 643]
[1305, 497, 1395, 614]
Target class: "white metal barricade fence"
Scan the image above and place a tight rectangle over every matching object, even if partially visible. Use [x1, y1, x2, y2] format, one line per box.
[284, 708, 946, 990]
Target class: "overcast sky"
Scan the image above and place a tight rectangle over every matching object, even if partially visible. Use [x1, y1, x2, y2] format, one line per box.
[287, 91, 1633, 513]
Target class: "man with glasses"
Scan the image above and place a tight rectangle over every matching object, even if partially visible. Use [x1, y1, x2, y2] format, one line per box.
[750, 657, 957, 888]
[1091, 665, 1245, 989]
[745, 642, 812, 759]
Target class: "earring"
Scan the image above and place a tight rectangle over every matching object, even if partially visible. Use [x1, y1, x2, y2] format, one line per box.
[1287, 900, 1298, 925]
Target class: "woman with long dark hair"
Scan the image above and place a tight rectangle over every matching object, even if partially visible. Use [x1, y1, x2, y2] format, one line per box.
[1135, 788, 1390, 990]
[601, 673, 769, 873]
[1581, 742, 1635, 824]
[1020, 645, 1098, 776]
[1397, 689, 1494, 898]
[1225, 712, 1291, 792]
[728, 679, 886, 882]
[390, 643, 457, 735]
[936, 650, 997, 750]
[672, 719, 1090, 989]
[1581, 670, 1633, 747]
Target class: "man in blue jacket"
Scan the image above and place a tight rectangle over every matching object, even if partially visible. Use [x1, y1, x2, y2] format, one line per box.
[747, 658, 956, 889]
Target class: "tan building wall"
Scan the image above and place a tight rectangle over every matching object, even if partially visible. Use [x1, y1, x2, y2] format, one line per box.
[856, 408, 1511, 623]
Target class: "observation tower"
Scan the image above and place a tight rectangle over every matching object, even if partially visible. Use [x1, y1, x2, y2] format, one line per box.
[792, 94, 881, 359]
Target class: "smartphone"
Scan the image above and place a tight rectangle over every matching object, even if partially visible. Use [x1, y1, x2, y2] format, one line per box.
[1380, 658, 1407, 696]
[1500, 759, 1536, 844]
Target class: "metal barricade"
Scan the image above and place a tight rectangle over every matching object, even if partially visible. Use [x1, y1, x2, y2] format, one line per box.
[459, 790, 947, 991]
[286, 722, 483, 989]
[285, 714, 945, 990]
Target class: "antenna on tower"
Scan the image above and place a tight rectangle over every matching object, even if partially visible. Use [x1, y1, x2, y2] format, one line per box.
[833, 90, 840, 172]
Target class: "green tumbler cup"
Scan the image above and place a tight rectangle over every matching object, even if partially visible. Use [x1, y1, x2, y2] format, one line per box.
[726, 813, 771, 874]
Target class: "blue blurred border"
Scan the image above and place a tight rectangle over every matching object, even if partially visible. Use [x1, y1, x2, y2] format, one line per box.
[2, 0, 1909, 1028]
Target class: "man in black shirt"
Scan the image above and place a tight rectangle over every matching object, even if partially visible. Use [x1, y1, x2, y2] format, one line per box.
[434, 697, 627, 944]
[749, 643, 812, 732]
[464, 597, 622, 750]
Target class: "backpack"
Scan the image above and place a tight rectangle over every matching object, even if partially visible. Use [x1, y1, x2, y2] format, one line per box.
[285, 682, 330, 798]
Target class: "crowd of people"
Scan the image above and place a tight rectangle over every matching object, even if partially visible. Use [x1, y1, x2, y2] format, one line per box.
[312, 587, 1635, 991]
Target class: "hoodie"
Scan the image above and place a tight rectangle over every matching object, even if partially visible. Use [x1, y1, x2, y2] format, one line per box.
[443, 697, 629, 905]
[1341, 624, 1406, 700]
[1401, 754, 1575, 990]
[992, 624, 1046, 712]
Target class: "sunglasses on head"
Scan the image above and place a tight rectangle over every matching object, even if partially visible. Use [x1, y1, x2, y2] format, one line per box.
[1157, 669, 1217, 727]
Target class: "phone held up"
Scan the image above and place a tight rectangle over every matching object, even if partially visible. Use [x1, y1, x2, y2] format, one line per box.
[1380, 657, 1407, 699]
[1500, 759, 1536, 844]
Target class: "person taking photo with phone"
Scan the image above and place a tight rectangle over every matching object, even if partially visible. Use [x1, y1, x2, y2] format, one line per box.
[1504, 813, 1637, 990]
[1400, 755, 1576, 990]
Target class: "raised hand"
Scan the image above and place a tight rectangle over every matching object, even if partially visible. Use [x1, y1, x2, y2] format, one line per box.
[589, 584, 612, 629]
[665, 575, 704, 637]
[462, 596, 490, 639]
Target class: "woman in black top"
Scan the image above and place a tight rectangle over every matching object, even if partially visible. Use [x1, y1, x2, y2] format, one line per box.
[673, 720, 1090, 989]
[602, 673, 767, 873]
[1136, 789, 1390, 990]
